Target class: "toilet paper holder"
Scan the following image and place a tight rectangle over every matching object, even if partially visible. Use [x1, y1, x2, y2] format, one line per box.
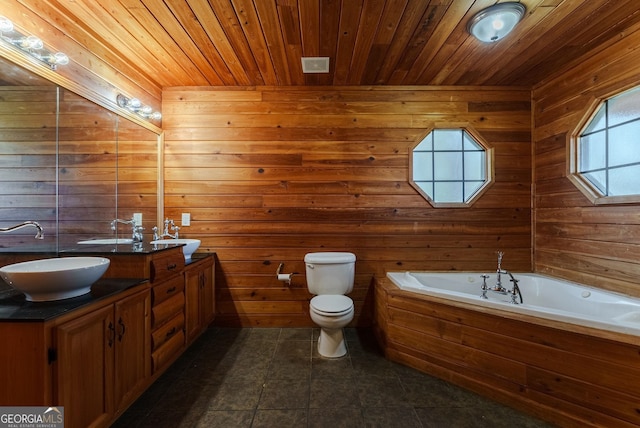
[276, 262, 294, 285]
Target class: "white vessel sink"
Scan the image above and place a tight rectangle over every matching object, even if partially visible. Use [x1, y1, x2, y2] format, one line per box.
[0, 257, 110, 302]
[78, 238, 134, 245]
[151, 239, 201, 261]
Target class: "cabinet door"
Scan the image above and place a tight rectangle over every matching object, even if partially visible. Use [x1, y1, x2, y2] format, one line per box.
[185, 258, 215, 344]
[200, 261, 215, 325]
[114, 290, 150, 413]
[55, 305, 114, 428]
[184, 268, 202, 343]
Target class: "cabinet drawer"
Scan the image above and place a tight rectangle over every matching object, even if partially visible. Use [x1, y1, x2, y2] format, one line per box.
[152, 329, 185, 373]
[152, 312, 184, 352]
[150, 252, 184, 283]
[152, 275, 184, 306]
[152, 292, 184, 329]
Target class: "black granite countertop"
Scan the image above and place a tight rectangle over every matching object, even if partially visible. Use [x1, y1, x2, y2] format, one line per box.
[0, 278, 148, 321]
[0, 241, 186, 256]
[59, 241, 185, 254]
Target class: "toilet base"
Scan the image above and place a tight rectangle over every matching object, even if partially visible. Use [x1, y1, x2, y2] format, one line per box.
[317, 327, 347, 358]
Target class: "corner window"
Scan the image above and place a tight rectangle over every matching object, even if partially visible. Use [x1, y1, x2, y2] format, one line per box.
[410, 128, 493, 207]
[571, 86, 640, 204]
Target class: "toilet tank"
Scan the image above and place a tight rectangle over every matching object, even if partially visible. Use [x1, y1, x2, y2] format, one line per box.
[304, 252, 356, 295]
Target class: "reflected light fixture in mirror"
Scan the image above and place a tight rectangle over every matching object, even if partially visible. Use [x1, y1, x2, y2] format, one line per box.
[467, 2, 526, 43]
[117, 94, 162, 121]
[0, 15, 69, 69]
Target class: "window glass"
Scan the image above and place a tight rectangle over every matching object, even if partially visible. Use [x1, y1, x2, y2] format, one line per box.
[433, 129, 462, 151]
[579, 131, 606, 171]
[434, 152, 462, 180]
[412, 152, 433, 180]
[609, 165, 640, 196]
[608, 122, 640, 167]
[608, 86, 640, 127]
[464, 152, 485, 180]
[576, 85, 640, 200]
[434, 182, 462, 203]
[410, 128, 490, 206]
[583, 106, 606, 134]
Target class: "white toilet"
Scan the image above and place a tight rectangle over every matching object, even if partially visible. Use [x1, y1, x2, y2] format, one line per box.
[305, 251, 356, 358]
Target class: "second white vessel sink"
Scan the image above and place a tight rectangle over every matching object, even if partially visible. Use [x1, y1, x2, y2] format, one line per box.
[151, 239, 200, 261]
[78, 238, 134, 245]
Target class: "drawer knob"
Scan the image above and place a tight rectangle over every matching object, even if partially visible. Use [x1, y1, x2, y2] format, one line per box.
[165, 327, 176, 339]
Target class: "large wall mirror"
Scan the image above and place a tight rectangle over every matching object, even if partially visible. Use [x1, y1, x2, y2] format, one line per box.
[0, 55, 158, 252]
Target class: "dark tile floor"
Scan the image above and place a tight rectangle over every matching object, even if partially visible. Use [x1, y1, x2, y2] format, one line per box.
[113, 327, 555, 428]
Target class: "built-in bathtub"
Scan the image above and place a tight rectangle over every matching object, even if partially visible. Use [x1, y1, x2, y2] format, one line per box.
[386, 271, 640, 337]
[375, 271, 640, 428]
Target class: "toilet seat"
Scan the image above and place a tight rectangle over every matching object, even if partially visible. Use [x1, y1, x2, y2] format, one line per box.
[310, 295, 353, 316]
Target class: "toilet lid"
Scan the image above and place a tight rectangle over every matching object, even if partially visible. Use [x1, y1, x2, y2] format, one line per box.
[310, 295, 353, 313]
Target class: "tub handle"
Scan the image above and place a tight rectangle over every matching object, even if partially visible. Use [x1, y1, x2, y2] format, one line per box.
[480, 274, 490, 299]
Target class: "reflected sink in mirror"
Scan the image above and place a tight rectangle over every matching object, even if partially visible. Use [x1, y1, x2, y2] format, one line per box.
[0, 257, 110, 302]
[77, 238, 134, 245]
[151, 239, 201, 262]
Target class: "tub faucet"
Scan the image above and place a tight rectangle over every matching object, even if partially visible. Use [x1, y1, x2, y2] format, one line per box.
[0, 221, 44, 239]
[495, 251, 507, 293]
[480, 274, 490, 299]
[111, 217, 144, 242]
[505, 270, 523, 304]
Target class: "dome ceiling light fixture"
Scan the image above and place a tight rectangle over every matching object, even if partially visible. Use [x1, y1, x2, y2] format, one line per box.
[467, 2, 526, 43]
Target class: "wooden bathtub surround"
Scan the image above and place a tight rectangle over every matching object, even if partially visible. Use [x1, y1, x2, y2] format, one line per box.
[163, 85, 533, 328]
[375, 277, 640, 428]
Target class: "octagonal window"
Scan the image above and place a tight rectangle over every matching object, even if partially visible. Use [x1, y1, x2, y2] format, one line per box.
[410, 128, 493, 207]
[572, 85, 640, 204]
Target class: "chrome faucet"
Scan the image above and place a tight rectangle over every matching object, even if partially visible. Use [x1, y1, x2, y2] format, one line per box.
[489, 251, 523, 304]
[0, 221, 44, 239]
[495, 251, 506, 292]
[153, 218, 179, 240]
[111, 217, 144, 242]
[505, 270, 523, 304]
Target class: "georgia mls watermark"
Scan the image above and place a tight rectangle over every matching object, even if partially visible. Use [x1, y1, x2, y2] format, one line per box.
[0, 407, 64, 428]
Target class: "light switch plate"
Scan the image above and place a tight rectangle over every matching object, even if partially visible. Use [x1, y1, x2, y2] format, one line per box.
[133, 213, 142, 226]
[181, 212, 190, 226]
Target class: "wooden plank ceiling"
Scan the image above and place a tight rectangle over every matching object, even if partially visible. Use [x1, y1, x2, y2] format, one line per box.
[14, 0, 640, 89]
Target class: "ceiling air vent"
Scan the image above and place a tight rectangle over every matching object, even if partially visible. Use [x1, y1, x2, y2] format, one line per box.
[301, 57, 329, 73]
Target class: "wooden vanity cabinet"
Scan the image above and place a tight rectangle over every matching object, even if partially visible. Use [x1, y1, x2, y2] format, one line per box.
[54, 288, 150, 428]
[0, 248, 215, 428]
[103, 247, 186, 374]
[0, 283, 150, 428]
[184, 255, 215, 344]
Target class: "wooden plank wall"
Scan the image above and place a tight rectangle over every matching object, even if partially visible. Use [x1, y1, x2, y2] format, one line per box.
[532, 25, 640, 298]
[162, 86, 532, 327]
[115, 117, 159, 241]
[57, 89, 159, 246]
[0, 87, 158, 250]
[0, 86, 57, 250]
[57, 89, 117, 246]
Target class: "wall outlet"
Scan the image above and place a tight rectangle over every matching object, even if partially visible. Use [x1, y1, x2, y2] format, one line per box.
[181, 212, 191, 226]
[133, 213, 143, 226]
